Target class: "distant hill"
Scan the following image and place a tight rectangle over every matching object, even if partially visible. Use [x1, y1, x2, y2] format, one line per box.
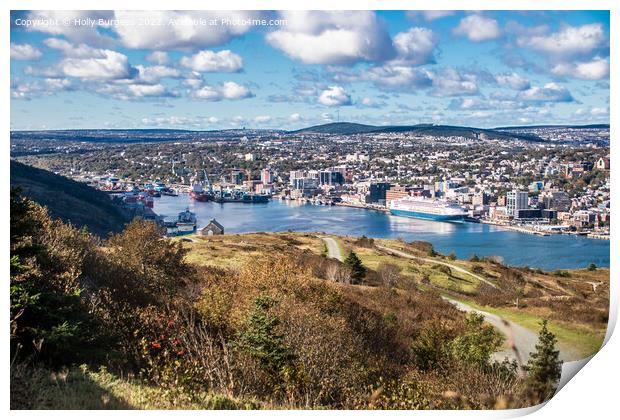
[493, 124, 610, 130]
[290, 122, 379, 135]
[290, 122, 543, 141]
[10, 160, 132, 237]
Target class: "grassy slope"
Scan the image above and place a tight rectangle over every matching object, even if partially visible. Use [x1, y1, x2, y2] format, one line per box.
[11, 365, 259, 410]
[10, 160, 131, 237]
[180, 232, 608, 360]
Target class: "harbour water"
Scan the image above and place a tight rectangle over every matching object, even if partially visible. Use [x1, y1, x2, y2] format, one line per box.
[154, 194, 610, 270]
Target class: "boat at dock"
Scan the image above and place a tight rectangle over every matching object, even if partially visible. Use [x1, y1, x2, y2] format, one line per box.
[189, 183, 211, 202]
[173, 208, 197, 235]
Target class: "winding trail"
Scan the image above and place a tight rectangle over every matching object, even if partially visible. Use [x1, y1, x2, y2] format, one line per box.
[375, 244, 498, 289]
[443, 296, 589, 395]
[321, 237, 344, 261]
[443, 297, 577, 364]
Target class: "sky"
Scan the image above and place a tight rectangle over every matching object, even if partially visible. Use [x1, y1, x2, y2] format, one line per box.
[9, 10, 610, 130]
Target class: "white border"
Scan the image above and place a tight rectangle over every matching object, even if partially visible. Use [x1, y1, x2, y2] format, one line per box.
[3, 1, 617, 419]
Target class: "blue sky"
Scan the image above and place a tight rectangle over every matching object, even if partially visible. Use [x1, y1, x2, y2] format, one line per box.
[10, 10, 610, 130]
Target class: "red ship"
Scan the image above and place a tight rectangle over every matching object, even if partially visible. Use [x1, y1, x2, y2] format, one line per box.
[189, 184, 210, 202]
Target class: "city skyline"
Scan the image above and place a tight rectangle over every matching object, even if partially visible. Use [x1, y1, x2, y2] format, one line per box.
[10, 10, 610, 131]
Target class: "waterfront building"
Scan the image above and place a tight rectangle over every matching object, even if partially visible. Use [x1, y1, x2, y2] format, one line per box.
[261, 168, 273, 184]
[516, 209, 542, 220]
[289, 170, 305, 186]
[543, 191, 571, 212]
[293, 177, 319, 190]
[472, 192, 490, 206]
[542, 209, 558, 220]
[386, 185, 410, 207]
[368, 182, 391, 205]
[319, 169, 344, 186]
[506, 190, 528, 217]
[200, 219, 224, 236]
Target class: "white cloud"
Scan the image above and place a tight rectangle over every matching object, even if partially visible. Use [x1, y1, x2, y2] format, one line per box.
[421, 11, 455, 21]
[191, 81, 253, 101]
[318, 85, 352, 106]
[43, 38, 104, 58]
[180, 50, 243, 72]
[551, 58, 609, 80]
[135, 65, 180, 84]
[453, 15, 501, 42]
[25, 11, 115, 46]
[145, 51, 169, 65]
[11, 78, 73, 99]
[289, 113, 302, 122]
[266, 11, 395, 65]
[518, 23, 606, 57]
[10, 43, 42, 61]
[253, 115, 272, 123]
[518, 83, 573, 102]
[495, 72, 531, 90]
[112, 11, 261, 50]
[430, 68, 479, 96]
[591, 107, 609, 116]
[127, 84, 171, 97]
[362, 65, 433, 91]
[392, 27, 437, 66]
[358, 97, 386, 108]
[39, 39, 136, 80]
[59, 49, 136, 80]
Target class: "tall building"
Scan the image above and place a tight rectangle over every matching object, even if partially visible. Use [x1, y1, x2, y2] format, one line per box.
[506, 190, 528, 217]
[261, 168, 273, 184]
[319, 170, 344, 186]
[543, 191, 571, 212]
[368, 182, 391, 204]
[289, 170, 305, 186]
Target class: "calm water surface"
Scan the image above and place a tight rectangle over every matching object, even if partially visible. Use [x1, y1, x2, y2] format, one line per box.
[154, 194, 610, 270]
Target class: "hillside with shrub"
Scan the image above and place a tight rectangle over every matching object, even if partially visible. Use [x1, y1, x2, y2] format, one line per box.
[10, 191, 599, 409]
[10, 160, 131, 236]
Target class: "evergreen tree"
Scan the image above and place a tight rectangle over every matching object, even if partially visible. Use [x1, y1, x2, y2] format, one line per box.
[236, 295, 298, 391]
[525, 320, 562, 403]
[344, 251, 366, 283]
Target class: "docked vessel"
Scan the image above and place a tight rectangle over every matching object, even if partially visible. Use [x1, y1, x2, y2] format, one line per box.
[189, 183, 211, 202]
[389, 196, 467, 222]
[242, 193, 269, 203]
[175, 208, 197, 235]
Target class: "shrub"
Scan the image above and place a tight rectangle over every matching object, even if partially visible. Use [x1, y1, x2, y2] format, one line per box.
[368, 376, 431, 409]
[552, 270, 571, 278]
[411, 319, 456, 370]
[449, 313, 503, 368]
[377, 263, 401, 288]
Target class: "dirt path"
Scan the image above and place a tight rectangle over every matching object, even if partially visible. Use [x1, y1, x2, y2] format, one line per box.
[443, 296, 579, 363]
[321, 237, 343, 261]
[375, 244, 498, 289]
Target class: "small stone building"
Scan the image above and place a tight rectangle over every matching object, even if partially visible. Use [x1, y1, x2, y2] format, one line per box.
[200, 219, 225, 236]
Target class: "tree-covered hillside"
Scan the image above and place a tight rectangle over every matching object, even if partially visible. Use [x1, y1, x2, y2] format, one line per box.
[10, 160, 131, 236]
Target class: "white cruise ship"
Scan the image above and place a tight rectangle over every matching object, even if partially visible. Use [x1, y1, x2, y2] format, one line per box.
[389, 196, 467, 222]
